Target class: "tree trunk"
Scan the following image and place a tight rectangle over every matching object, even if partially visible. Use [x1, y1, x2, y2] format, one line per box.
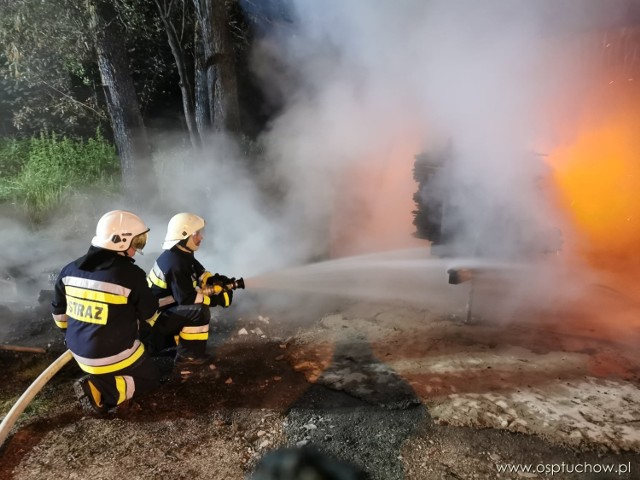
[193, 0, 216, 133]
[90, 0, 156, 198]
[155, 0, 199, 149]
[192, 0, 240, 135]
[194, 21, 211, 139]
[210, 0, 240, 133]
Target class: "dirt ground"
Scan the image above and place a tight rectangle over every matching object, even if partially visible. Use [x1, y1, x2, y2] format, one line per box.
[1, 276, 640, 480]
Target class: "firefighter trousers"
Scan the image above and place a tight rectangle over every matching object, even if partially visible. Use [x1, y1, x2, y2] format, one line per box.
[142, 304, 211, 358]
[87, 353, 161, 409]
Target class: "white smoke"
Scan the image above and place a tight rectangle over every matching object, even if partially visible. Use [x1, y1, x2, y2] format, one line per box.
[1, 0, 634, 315]
[231, 0, 637, 326]
[147, 131, 333, 278]
[244, 1, 631, 260]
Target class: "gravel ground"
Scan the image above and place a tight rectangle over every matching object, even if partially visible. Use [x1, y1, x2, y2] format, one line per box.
[1, 286, 639, 480]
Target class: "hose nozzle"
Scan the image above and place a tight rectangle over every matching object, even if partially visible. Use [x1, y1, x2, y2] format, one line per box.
[202, 276, 246, 296]
[226, 277, 245, 290]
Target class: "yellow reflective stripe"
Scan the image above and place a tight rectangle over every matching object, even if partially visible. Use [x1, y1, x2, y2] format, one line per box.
[115, 376, 127, 405]
[53, 313, 68, 329]
[76, 343, 145, 375]
[179, 324, 209, 341]
[65, 285, 128, 305]
[203, 295, 211, 306]
[146, 311, 160, 327]
[179, 331, 209, 341]
[222, 292, 230, 307]
[148, 269, 167, 289]
[88, 380, 103, 407]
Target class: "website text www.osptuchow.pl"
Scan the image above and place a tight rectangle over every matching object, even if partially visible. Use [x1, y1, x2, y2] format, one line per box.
[495, 461, 632, 476]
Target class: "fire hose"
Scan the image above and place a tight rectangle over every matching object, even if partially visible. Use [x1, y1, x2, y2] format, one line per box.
[0, 349, 73, 448]
[0, 278, 245, 448]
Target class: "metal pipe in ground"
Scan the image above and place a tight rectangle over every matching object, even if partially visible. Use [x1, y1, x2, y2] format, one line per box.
[0, 349, 73, 448]
[447, 267, 476, 323]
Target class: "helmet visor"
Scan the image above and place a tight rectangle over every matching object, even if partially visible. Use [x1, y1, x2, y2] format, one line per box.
[131, 231, 148, 253]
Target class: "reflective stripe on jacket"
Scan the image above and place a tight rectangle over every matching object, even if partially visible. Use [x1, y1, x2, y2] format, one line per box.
[52, 248, 158, 368]
[148, 247, 211, 309]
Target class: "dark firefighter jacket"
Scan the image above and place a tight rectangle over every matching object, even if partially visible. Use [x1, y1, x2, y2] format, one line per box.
[51, 246, 158, 374]
[147, 245, 231, 310]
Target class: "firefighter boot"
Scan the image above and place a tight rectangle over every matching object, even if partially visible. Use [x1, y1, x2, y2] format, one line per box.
[174, 353, 213, 369]
[73, 376, 107, 415]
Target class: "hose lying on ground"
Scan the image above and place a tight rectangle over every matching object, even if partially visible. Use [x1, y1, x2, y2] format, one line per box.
[0, 345, 47, 354]
[0, 349, 73, 448]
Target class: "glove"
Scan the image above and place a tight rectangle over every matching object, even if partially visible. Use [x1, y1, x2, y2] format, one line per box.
[202, 284, 225, 296]
[217, 288, 233, 308]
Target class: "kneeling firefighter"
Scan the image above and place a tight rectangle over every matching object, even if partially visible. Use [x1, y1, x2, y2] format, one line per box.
[145, 213, 244, 367]
[51, 210, 161, 414]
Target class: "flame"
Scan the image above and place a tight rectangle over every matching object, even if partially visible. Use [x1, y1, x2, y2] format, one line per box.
[548, 89, 640, 274]
[538, 30, 640, 337]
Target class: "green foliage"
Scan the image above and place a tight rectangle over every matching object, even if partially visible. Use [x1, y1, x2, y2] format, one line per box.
[0, 130, 121, 221]
[0, 0, 105, 136]
[0, 136, 29, 177]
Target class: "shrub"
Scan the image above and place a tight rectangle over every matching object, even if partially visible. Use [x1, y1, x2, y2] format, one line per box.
[0, 138, 30, 178]
[0, 130, 121, 222]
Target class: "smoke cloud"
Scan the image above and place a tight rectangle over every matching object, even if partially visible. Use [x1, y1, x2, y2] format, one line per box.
[2, 0, 639, 337]
[236, 0, 640, 331]
[247, 0, 633, 263]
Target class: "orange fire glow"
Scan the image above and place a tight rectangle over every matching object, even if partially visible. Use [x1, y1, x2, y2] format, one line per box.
[330, 142, 428, 258]
[538, 30, 640, 336]
[548, 89, 640, 273]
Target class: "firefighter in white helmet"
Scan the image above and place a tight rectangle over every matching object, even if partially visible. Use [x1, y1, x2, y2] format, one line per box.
[51, 210, 161, 414]
[146, 213, 239, 367]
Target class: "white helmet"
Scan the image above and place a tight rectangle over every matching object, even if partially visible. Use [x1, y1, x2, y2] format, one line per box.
[162, 213, 205, 250]
[91, 210, 150, 252]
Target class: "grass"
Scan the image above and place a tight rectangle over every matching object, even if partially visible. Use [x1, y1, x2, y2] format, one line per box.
[0, 130, 121, 222]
